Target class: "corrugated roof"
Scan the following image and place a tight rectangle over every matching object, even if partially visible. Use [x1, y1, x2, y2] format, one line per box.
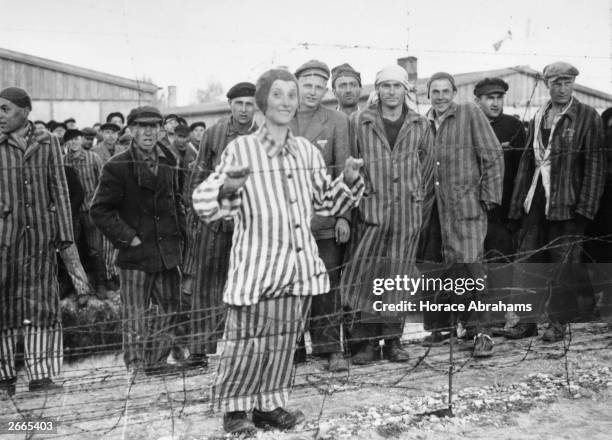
[0, 47, 159, 93]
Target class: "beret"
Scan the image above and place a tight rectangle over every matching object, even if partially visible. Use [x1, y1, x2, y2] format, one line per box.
[331, 63, 361, 87]
[255, 69, 299, 114]
[294, 60, 330, 80]
[427, 72, 457, 98]
[63, 129, 83, 143]
[81, 127, 97, 136]
[174, 124, 190, 137]
[128, 106, 164, 125]
[106, 112, 125, 124]
[226, 82, 256, 100]
[189, 121, 206, 131]
[100, 122, 121, 132]
[0, 87, 32, 109]
[474, 77, 509, 96]
[543, 61, 579, 81]
[164, 113, 179, 124]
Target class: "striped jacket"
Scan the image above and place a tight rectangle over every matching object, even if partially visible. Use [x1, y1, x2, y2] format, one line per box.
[64, 149, 102, 211]
[0, 122, 74, 330]
[341, 104, 434, 312]
[425, 102, 504, 262]
[508, 98, 605, 221]
[192, 124, 364, 306]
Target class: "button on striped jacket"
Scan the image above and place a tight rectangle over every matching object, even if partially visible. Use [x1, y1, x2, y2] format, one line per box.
[192, 125, 364, 306]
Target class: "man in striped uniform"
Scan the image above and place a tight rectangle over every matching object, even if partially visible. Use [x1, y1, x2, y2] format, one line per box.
[419, 72, 504, 357]
[290, 60, 351, 372]
[192, 69, 364, 434]
[91, 106, 185, 375]
[63, 129, 107, 299]
[0, 87, 73, 396]
[183, 82, 258, 367]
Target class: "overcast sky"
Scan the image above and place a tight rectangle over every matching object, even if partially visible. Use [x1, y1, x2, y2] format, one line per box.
[1, 0, 609, 106]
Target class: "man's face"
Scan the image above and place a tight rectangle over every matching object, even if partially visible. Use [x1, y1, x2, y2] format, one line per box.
[229, 97, 256, 126]
[102, 129, 118, 144]
[165, 118, 178, 134]
[266, 80, 299, 126]
[53, 127, 66, 139]
[110, 116, 123, 127]
[298, 75, 327, 110]
[547, 77, 574, 106]
[333, 76, 361, 107]
[67, 136, 83, 152]
[191, 126, 205, 142]
[34, 122, 47, 133]
[174, 134, 189, 149]
[66, 121, 77, 129]
[93, 124, 101, 133]
[83, 135, 95, 150]
[429, 79, 456, 115]
[132, 122, 160, 151]
[475, 92, 505, 119]
[377, 81, 406, 110]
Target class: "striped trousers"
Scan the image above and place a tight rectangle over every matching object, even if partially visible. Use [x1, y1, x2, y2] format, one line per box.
[102, 237, 119, 280]
[119, 268, 181, 368]
[211, 295, 310, 413]
[0, 323, 63, 381]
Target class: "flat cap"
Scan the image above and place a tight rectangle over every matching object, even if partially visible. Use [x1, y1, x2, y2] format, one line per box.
[100, 122, 121, 132]
[81, 127, 97, 137]
[543, 62, 579, 81]
[106, 112, 125, 124]
[174, 124, 190, 137]
[474, 77, 509, 96]
[63, 129, 83, 143]
[64, 117, 76, 124]
[164, 113, 179, 124]
[294, 60, 330, 80]
[52, 122, 67, 132]
[189, 121, 206, 131]
[0, 87, 32, 109]
[331, 63, 361, 87]
[128, 106, 164, 125]
[226, 82, 256, 100]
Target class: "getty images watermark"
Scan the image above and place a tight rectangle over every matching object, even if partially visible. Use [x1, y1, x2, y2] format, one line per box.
[371, 275, 533, 313]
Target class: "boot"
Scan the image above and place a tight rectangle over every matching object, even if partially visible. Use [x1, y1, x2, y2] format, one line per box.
[252, 407, 305, 430]
[223, 411, 256, 434]
[351, 340, 378, 365]
[384, 339, 410, 362]
[327, 352, 349, 372]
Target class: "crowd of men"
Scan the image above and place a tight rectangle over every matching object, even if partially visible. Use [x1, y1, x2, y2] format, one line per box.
[0, 58, 610, 434]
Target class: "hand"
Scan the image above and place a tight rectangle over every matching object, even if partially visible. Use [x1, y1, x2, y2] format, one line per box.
[335, 218, 350, 243]
[343, 157, 364, 185]
[220, 165, 251, 196]
[130, 236, 142, 247]
[500, 141, 510, 149]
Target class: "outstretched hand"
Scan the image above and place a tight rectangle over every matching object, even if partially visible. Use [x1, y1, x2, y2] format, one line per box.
[220, 165, 251, 197]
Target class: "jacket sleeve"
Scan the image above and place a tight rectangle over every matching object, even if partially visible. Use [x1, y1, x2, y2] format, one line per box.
[576, 109, 606, 219]
[333, 112, 352, 223]
[90, 161, 137, 249]
[470, 104, 504, 206]
[48, 136, 74, 247]
[419, 123, 436, 227]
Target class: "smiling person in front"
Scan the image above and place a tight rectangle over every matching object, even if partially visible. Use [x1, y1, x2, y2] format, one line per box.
[192, 69, 364, 435]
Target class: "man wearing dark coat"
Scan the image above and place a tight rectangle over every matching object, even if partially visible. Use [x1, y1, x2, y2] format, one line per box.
[183, 82, 258, 366]
[91, 106, 186, 374]
[0, 87, 74, 395]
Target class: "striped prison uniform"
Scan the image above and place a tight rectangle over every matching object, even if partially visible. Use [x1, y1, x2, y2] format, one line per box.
[0, 323, 62, 381]
[119, 268, 181, 368]
[65, 149, 106, 283]
[193, 124, 364, 412]
[184, 116, 258, 355]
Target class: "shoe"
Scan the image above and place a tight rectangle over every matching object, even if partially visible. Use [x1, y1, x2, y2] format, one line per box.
[294, 345, 307, 364]
[0, 378, 16, 398]
[223, 411, 256, 434]
[384, 339, 410, 362]
[473, 333, 494, 357]
[421, 331, 450, 346]
[541, 322, 565, 343]
[327, 352, 349, 372]
[252, 407, 305, 430]
[28, 378, 62, 392]
[351, 341, 378, 365]
[503, 323, 538, 339]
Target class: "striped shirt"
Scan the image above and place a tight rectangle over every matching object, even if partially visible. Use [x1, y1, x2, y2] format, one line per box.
[192, 124, 364, 306]
[64, 149, 102, 211]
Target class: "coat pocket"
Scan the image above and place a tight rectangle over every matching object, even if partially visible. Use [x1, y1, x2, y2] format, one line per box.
[453, 184, 482, 220]
[0, 204, 14, 247]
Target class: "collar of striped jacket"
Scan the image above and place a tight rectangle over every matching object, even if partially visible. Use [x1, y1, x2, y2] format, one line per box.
[256, 123, 298, 158]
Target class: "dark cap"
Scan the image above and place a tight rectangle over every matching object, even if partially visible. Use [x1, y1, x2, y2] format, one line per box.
[106, 112, 125, 124]
[427, 72, 457, 98]
[294, 60, 330, 81]
[331, 63, 362, 88]
[189, 121, 206, 131]
[226, 82, 256, 100]
[52, 122, 67, 132]
[177, 116, 188, 126]
[0, 87, 32, 109]
[128, 106, 164, 125]
[474, 77, 509, 97]
[63, 129, 83, 143]
[543, 61, 579, 82]
[164, 113, 179, 124]
[100, 122, 121, 132]
[64, 117, 76, 124]
[34, 120, 47, 128]
[174, 124, 190, 137]
[81, 127, 96, 137]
